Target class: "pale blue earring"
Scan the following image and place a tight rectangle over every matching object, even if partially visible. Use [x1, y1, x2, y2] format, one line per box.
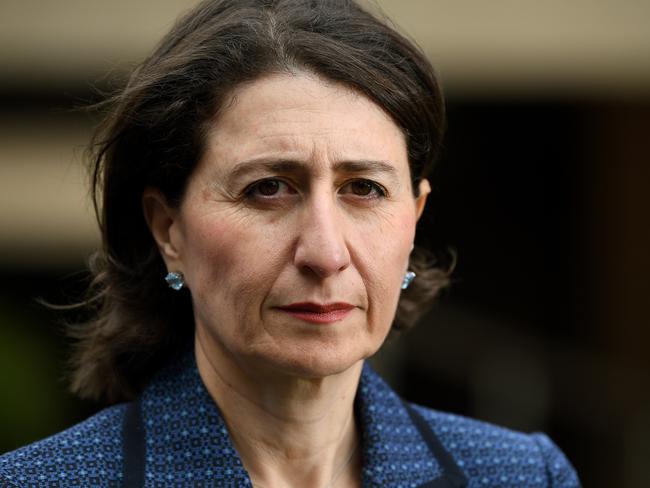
[401, 271, 416, 290]
[165, 271, 185, 291]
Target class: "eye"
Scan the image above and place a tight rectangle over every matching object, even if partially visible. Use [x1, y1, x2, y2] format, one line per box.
[243, 178, 296, 199]
[340, 179, 387, 199]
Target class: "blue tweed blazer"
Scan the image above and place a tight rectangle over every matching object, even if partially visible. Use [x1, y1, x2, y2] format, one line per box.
[0, 350, 580, 487]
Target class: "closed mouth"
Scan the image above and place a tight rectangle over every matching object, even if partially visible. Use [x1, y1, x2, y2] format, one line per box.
[274, 302, 356, 324]
[277, 302, 355, 313]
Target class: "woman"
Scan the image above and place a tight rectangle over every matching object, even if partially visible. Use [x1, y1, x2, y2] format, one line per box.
[0, 0, 580, 486]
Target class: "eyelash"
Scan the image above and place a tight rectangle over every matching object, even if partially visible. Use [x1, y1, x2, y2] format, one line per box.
[243, 179, 295, 200]
[340, 179, 387, 198]
[242, 178, 387, 200]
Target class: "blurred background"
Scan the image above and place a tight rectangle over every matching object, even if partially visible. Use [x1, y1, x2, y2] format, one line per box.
[1, 0, 649, 486]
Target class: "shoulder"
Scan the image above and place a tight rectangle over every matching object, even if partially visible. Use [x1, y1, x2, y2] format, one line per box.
[0, 403, 127, 487]
[409, 403, 581, 488]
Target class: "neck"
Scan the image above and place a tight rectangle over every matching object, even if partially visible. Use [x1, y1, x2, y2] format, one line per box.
[194, 332, 363, 488]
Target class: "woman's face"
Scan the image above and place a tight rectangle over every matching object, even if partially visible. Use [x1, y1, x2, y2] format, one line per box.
[150, 72, 429, 378]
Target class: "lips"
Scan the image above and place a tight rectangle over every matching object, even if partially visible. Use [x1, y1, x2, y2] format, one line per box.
[275, 302, 355, 324]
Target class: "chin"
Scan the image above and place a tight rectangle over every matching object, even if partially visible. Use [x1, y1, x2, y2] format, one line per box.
[256, 341, 372, 380]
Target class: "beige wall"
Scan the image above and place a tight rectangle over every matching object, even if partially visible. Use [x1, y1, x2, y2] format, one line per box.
[2, 0, 649, 93]
[1, 0, 649, 265]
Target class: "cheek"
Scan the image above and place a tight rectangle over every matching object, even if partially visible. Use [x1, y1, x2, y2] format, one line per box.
[357, 206, 417, 321]
[182, 212, 287, 307]
[358, 206, 417, 270]
[184, 218, 237, 280]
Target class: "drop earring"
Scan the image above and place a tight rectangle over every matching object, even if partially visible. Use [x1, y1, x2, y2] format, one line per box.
[401, 271, 416, 290]
[165, 271, 185, 291]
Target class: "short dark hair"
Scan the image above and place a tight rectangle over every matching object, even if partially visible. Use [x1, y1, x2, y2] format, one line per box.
[70, 0, 449, 403]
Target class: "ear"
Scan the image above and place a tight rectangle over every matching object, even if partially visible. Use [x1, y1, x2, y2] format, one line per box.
[415, 179, 431, 221]
[142, 187, 183, 271]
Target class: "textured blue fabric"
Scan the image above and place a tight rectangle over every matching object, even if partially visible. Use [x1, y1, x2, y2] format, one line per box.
[0, 350, 580, 487]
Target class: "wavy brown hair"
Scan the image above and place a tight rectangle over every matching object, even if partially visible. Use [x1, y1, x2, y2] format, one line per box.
[70, 0, 450, 403]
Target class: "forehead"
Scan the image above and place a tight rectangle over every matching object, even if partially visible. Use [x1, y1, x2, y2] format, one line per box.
[199, 72, 409, 176]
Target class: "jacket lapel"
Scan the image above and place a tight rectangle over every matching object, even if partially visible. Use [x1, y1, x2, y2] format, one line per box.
[135, 352, 465, 487]
[139, 351, 252, 486]
[357, 364, 467, 488]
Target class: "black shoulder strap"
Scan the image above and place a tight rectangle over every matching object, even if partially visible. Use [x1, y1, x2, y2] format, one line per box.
[122, 398, 146, 488]
[403, 401, 468, 488]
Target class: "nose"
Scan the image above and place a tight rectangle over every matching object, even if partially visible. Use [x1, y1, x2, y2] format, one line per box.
[293, 196, 351, 279]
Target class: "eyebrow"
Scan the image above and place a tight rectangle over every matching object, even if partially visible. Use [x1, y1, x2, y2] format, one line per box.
[227, 157, 400, 185]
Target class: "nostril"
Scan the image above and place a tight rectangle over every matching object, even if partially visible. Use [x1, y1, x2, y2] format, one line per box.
[295, 248, 350, 278]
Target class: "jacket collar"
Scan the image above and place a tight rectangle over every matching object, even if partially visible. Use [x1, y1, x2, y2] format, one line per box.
[138, 349, 460, 487]
[356, 363, 445, 486]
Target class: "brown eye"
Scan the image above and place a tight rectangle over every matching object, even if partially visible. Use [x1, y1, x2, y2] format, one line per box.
[350, 180, 373, 196]
[340, 179, 387, 199]
[257, 179, 280, 196]
[244, 178, 296, 201]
